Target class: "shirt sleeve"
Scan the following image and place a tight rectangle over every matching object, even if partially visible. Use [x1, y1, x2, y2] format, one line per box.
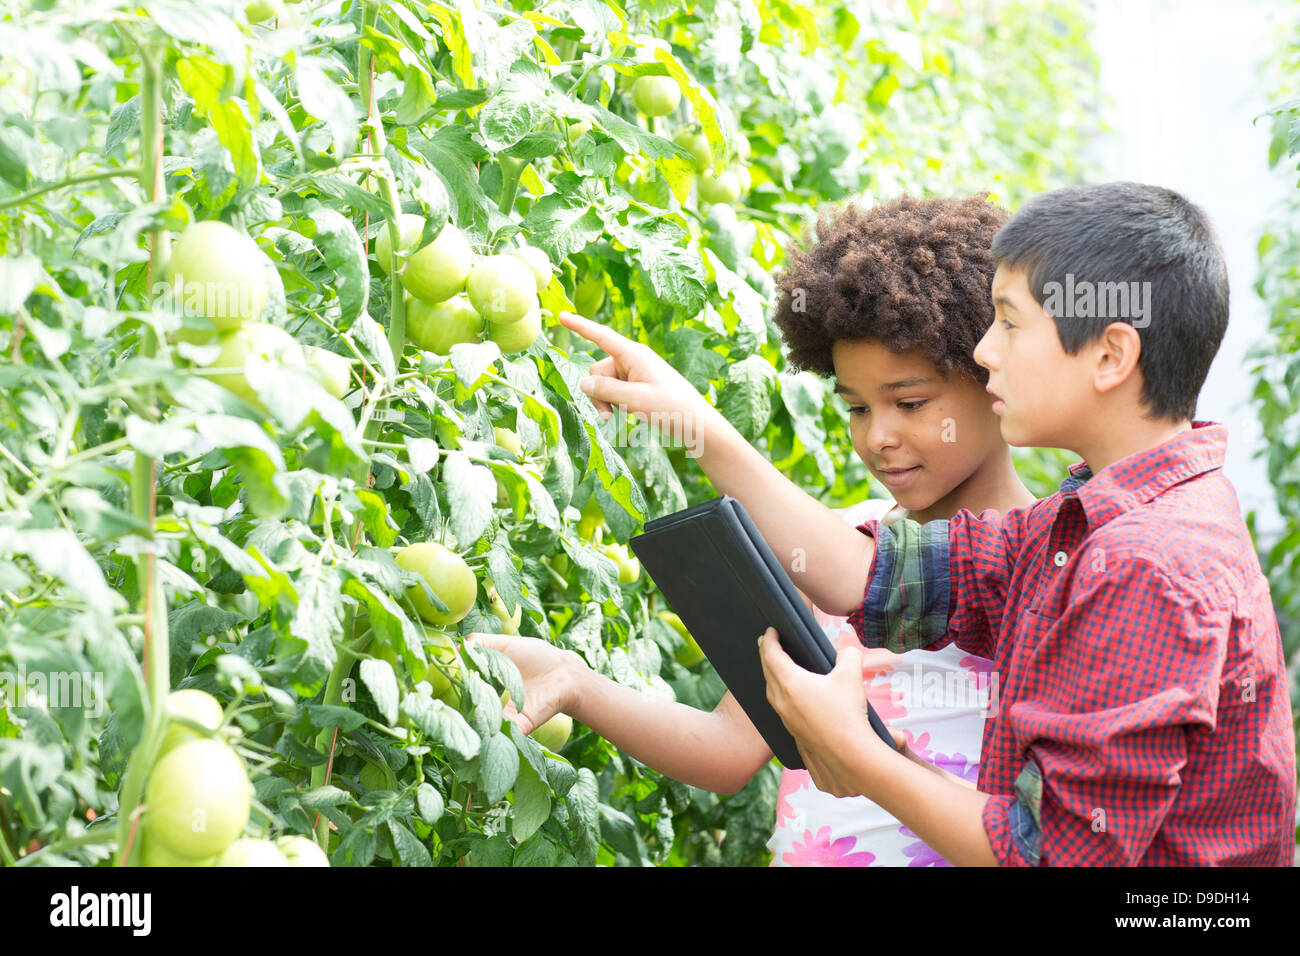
[847, 505, 1027, 659]
[981, 558, 1224, 866]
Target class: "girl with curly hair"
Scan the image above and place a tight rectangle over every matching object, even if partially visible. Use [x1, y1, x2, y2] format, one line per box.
[475, 194, 1036, 866]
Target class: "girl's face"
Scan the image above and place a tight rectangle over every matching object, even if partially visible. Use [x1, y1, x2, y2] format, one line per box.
[830, 338, 1005, 516]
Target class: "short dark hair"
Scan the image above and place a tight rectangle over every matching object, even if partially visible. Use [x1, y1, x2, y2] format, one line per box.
[771, 194, 1008, 385]
[990, 182, 1229, 423]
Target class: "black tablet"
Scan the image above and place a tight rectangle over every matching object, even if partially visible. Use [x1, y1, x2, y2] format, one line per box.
[629, 495, 897, 768]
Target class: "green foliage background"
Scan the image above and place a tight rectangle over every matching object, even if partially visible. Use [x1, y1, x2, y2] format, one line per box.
[1249, 12, 1300, 775]
[0, 0, 1097, 867]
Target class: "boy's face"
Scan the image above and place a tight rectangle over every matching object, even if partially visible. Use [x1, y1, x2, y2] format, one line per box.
[975, 265, 1085, 448]
[831, 338, 1004, 512]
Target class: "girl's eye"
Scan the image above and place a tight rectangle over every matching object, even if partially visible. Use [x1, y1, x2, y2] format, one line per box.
[1001, 318, 1015, 330]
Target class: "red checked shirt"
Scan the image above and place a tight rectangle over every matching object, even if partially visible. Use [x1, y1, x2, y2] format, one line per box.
[848, 421, 1296, 866]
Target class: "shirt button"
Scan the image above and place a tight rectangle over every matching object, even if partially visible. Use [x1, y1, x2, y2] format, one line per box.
[1053, 551, 1068, 567]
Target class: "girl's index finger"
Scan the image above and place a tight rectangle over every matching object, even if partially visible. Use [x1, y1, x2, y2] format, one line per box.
[558, 311, 634, 357]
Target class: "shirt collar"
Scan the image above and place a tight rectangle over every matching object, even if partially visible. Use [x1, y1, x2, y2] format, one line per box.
[1057, 420, 1227, 529]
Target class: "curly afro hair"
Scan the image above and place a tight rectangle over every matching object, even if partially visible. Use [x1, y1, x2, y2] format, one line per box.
[771, 194, 1008, 385]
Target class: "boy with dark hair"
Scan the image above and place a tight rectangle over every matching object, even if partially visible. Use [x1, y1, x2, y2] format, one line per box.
[567, 181, 1296, 865]
[474, 194, 1037, 866]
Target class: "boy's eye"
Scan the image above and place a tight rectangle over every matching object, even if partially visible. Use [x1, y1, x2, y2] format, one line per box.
[847, 405, 868, 415]
[899, 400, 927, 411]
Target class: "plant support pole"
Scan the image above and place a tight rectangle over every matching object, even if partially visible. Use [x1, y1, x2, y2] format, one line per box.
[113, 43, 171, 867]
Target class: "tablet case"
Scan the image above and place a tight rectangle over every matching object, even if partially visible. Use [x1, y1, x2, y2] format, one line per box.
[629, 495, 897, 768]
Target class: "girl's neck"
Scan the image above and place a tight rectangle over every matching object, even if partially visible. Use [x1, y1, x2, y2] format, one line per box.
[895, 447, 1037, 525]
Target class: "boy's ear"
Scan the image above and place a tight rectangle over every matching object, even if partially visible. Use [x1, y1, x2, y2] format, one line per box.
[1092, 321, 1143, 396]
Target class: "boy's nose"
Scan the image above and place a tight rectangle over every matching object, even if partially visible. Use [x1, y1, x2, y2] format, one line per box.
[973, 327, 996, 371]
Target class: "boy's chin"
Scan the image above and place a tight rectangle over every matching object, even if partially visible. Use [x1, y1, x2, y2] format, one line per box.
[996, 415, 1035, 448]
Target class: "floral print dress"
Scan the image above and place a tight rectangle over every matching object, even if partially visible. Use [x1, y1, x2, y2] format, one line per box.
[766, 498, 994, 866]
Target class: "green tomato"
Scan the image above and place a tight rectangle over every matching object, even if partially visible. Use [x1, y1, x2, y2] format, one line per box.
[599, 542, 640, 584]
[145, 739, 250, 860]
[577, 495, 604, 541]
[372, 638, 429, 684]
[210, 322, 305, 409]
[140, 830, 218, 867]
[158, 689, 224, 758]
[735, 164, 752, 194]
[404, 222, 474, 303]
[697, 169, 741, 205]
[406, 294, 484, 353]
[659, 610, 706, 667]
[573, 274, 605, 318]
[423, 632, 463, 706]
[303, 346, 352, 399]
[395, 542, 478, 627]
[467, 255, 539, 324]
[733, 131, 752, 163]
[512, 245, 553, 294]
[373, 213, 424, 275]
[631, 75, 680, 116]
[276, 835, 330, 867]
[245, 0, 286, 21]
[673, 129, 712, 172]
[165, 221, 269, 332]
[486, 584, 522, 635]
[493, 426, 523, 460]
[532, 712, 572, 752]
[565, 118, 592, 142]
[217, 838, 290, 867]
[487, 306, 543, 354]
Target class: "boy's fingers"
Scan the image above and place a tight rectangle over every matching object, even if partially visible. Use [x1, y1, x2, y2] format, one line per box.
[833, 643, 866, 691]
[758, 626, 797, 687]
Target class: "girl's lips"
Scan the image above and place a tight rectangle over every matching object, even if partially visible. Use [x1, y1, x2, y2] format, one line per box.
[878, 466, 922, 489]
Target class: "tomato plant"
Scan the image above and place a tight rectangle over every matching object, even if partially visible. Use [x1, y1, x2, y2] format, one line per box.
[0, 0, 1099, 867]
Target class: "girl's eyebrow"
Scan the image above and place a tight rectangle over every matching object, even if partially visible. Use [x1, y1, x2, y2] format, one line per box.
[833, 376, 934, 397]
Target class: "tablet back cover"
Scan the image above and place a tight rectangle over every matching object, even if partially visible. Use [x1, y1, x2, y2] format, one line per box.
[630, 496, 834, 767]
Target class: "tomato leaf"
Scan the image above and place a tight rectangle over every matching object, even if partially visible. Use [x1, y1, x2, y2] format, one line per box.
[307, 704, 368, 732]
[475, 731, 519, 804]
[509, 757, 551, 843]
[400, 692, 480, 762]
[443, 452, 495, 548]
[307, 204, 370, 326]
[359, 657, 400, 724]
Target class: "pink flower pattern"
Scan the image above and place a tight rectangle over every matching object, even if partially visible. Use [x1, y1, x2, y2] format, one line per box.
[782, 826, 877, 867]
[898, 825, 953, 867]
[776, 769, 812, 826]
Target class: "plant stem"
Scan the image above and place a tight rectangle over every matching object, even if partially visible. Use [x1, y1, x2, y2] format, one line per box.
[358, 0, 405, 368]
[311, 626, 372, 848]
[13, 828, 117, 867]
[112, 42, 170, 868]
[0, 168, 142, 211]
